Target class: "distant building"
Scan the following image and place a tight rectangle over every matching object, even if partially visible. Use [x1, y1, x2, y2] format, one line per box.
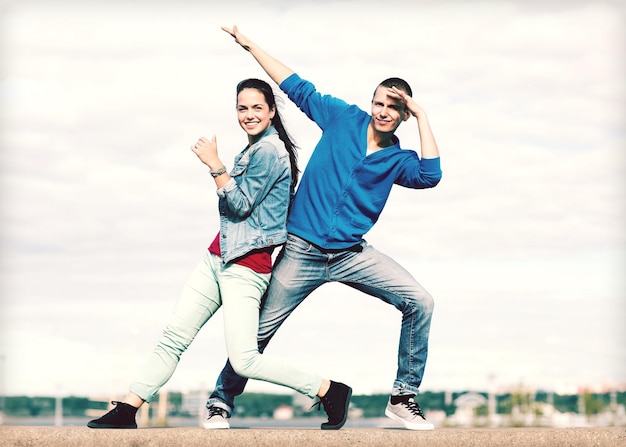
[273, 405, 294, 421]
[450, 392, 487, 426]
[181, 390, 206, 416]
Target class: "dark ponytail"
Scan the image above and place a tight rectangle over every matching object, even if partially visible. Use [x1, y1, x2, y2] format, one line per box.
[236, 78, 300, 189]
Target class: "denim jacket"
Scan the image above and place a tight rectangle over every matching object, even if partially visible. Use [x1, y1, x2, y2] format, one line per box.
[216, 127, 292, 264]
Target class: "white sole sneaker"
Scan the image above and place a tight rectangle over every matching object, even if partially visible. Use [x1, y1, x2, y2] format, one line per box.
[385, 407, 434, 430]
[203, 419, 230, 429]
[203, 407, 231, 429]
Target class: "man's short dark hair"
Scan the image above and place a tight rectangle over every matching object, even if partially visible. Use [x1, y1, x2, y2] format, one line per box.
[377, 77, 413, 97]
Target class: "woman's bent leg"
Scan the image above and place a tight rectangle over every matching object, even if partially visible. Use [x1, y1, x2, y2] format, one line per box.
[219, 262, 323, 399]
[129, 252, 222, 402]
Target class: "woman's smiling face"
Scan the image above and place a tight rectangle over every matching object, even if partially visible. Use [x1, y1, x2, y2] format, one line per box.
[237, 88, 275, 143]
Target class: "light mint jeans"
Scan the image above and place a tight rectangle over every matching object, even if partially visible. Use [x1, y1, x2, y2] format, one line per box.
[129, 251, 323, 403]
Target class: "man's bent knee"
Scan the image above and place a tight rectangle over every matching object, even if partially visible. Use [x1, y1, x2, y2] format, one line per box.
[406, 292, 434, 316]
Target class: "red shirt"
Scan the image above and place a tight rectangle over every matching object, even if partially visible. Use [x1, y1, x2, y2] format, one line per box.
[208, 232, 273, 274]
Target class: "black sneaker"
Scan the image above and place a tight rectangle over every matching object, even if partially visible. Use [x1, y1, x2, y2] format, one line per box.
[87, 401, 138, 429]
[311, 381, 352, 430]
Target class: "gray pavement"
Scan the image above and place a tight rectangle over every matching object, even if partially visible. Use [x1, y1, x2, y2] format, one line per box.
[1, 426, 625, 447]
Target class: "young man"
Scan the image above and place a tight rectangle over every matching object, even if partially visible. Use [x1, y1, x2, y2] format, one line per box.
[205, 25, 442, 431]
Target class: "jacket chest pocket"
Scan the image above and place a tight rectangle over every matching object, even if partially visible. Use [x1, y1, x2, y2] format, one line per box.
[230, 163, 248, 178]
[231, 152, 250, 177]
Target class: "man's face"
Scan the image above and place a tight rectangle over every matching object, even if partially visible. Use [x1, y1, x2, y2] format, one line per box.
[370, 86, 409, 134]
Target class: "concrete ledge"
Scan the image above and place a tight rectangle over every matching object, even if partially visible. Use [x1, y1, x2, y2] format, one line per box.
[1, 426, 624, 447]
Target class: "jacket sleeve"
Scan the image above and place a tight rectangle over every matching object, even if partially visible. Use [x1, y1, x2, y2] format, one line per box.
[219, 142, 287, 218]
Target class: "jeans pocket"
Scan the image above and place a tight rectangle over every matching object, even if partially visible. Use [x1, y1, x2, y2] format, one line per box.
[286, 234, 311, 253]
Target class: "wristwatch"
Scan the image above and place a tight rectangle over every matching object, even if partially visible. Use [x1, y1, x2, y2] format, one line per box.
[210, 166, 227, 178]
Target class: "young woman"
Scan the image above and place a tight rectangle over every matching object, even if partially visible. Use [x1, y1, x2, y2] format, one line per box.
[87, 78, 351, 431]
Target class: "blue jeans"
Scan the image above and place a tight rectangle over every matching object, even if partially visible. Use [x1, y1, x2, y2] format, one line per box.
[207, 234, 434, 412]
[129, 251, 323, 403]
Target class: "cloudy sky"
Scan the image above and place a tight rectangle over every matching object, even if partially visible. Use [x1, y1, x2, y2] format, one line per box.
[1, 0, 624, 401]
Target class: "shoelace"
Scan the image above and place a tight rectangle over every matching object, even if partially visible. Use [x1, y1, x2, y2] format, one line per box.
[96, 401, 127, 422]
[310, 399, 324, 412]
[310, 395, 338, 419]
[207, 407, 228, 418]
[402, 399, 426, 419]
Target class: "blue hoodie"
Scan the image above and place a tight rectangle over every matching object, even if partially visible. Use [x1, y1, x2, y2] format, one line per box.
[280, 73, 442, 249]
